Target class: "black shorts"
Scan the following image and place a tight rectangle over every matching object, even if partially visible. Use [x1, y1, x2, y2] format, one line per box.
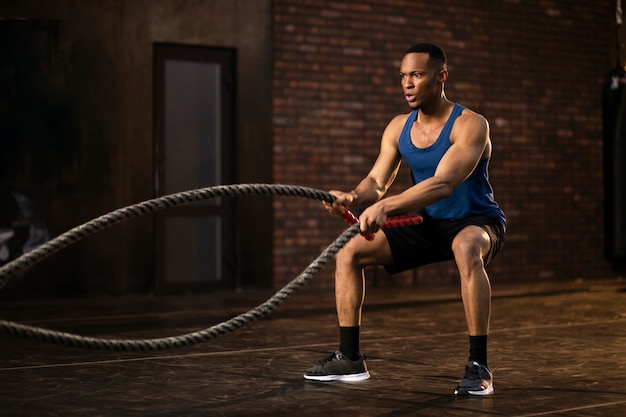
[382, 214, 506, 274]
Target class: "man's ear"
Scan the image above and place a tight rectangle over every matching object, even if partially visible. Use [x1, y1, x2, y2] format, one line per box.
[438, 69, 448, 83]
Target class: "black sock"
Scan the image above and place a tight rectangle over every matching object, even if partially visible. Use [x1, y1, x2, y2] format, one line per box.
[468, 335, 488, 367]
[339, 326, 361, 360]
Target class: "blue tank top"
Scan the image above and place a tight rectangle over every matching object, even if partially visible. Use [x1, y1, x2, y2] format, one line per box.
[398, 104, 506, 226]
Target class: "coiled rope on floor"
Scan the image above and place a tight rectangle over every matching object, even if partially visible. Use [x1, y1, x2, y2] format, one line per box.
[0, 183, 360, 351]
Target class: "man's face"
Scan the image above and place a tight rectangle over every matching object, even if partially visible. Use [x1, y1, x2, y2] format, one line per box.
[399, 52, 445, 109]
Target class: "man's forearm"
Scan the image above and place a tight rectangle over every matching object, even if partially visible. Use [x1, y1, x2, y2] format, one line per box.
[350, 177, 388, 208]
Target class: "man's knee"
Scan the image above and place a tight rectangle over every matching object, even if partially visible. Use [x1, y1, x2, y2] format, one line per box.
[336, 244, 355, 268]
[335, 239, 365, 269]
[453, 238, 481, 260]
[452, 231, 489, 271]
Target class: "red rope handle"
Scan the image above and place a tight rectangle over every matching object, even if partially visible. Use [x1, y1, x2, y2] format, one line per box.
[341, 207, 423, 240]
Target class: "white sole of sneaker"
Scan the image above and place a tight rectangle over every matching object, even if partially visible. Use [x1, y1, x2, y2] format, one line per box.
[468, 384, 494, 396]
[303, 371, 370, 382]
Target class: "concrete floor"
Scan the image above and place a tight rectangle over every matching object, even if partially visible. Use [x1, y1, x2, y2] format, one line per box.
[0, 278, 625, 416]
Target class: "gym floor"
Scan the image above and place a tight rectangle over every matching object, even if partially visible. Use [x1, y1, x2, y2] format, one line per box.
[0, 277, 624, 416]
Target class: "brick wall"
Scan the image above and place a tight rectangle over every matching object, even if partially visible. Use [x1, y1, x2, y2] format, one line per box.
[272, 0, 616, 289]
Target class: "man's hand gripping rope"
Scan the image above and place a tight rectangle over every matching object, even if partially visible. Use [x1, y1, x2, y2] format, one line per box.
[334, 206, 424, 240]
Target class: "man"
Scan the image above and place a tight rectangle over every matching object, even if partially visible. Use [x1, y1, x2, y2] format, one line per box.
[303, 43, 506, 396]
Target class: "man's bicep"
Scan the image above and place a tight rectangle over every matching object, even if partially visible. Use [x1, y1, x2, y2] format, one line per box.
[435, 124, 488, 186]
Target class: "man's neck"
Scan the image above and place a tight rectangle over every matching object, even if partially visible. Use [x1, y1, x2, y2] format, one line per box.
[416, 96, 453, 123]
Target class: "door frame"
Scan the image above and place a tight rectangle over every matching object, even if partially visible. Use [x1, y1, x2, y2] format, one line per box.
[153, 43, 236, 293]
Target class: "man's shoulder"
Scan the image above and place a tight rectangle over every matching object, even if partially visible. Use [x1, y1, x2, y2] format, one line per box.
[381, 112, 414, 144]
[456, 106, 489, 131]
[457, 105, 488, 122]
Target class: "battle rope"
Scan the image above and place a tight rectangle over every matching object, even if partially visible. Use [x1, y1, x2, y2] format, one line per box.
[0, 184, 335, 288]
[0, 184, 421, 351]
[0, 225, 360, 351]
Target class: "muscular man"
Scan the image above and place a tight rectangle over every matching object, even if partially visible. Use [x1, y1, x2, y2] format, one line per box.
[303, 43, 506, 396]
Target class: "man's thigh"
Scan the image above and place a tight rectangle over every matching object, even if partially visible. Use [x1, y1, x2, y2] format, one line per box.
[338, 229, 395, 268]
[382, 220, 453, 274]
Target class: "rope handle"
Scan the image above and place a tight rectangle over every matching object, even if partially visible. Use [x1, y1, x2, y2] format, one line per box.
[340, 207, 424, 240]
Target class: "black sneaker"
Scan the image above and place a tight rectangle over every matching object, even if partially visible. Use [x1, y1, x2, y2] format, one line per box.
[453, 361, 493, 396]
[303, 351, 370, 382]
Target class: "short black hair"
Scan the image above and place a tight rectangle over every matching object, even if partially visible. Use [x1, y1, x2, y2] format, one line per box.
[404, 43, 447, 70]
